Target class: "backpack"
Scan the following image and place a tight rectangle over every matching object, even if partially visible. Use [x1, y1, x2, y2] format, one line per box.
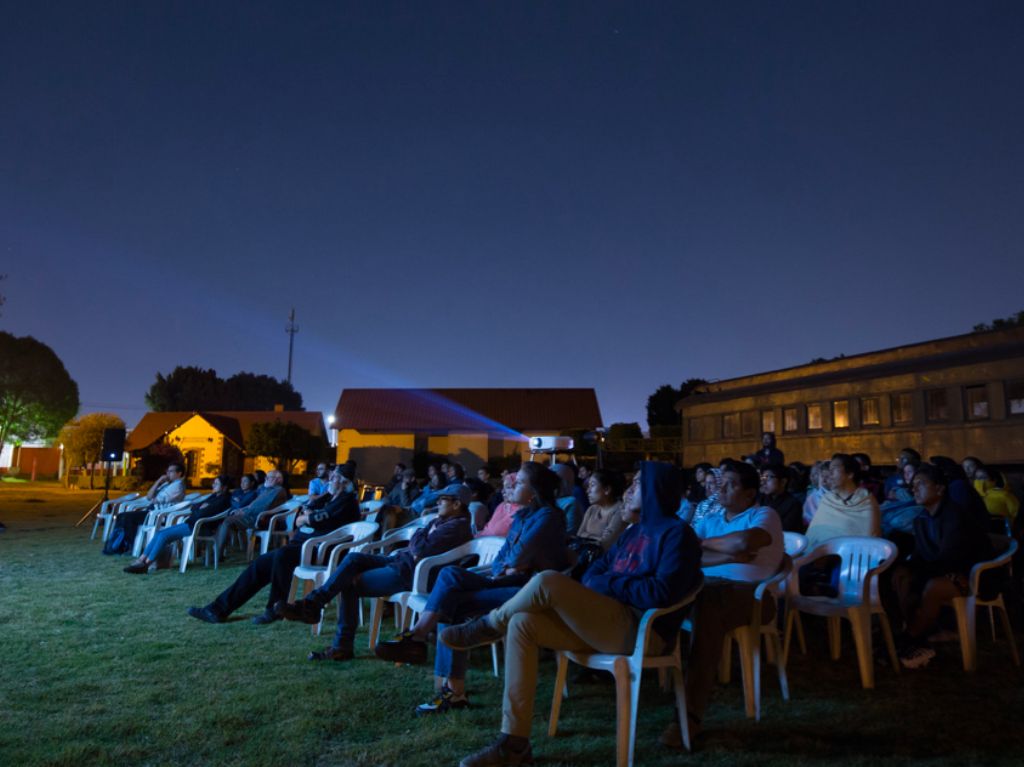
[102, 527, 129, 555]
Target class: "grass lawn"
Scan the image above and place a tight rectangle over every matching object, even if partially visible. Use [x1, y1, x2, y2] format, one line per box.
[1, 484, 1022, 766]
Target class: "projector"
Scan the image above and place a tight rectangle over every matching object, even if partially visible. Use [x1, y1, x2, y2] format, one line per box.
[528, 436, 574, 452]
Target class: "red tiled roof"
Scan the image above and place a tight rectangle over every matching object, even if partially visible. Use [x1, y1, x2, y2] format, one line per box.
[333, 388, 603, 434]
[126, 411, 326, 452]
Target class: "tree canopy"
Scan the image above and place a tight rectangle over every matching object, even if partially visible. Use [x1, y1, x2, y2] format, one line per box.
[0, 332, 79, 451]
[246, 420, 326, 473]
[646, 378, 708, 429]
[973, 310, 1024, 332]
[145, 366, 303, 411]
[58, 412, 126, 468]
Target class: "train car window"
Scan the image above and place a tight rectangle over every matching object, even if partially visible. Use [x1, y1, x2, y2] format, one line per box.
[861, 397, 880, 426]
[722, 413, 740, 439]
[761, 410, 775, 434]
[964, 385, 990, 420]
[833, 400, 850, 429]
[926, 389, 949, 422]
[892, 393, 914, 424]
[783, 408, 799, 433]
[807, 404, 823, 431]
[1008, 381, 1024, 416]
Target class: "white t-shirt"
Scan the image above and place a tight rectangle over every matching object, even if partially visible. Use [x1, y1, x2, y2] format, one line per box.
[694, 504, 784, 582]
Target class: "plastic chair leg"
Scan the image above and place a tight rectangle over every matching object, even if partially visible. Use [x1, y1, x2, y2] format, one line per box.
[847, 607, 874, 689]
[368, 598, 384, 649]
[491, 641, 501, 678]
[877, 611, 900, 674]
[179, 535, 195, 573]
[671, 664, 691, 752]
[548, 654, 569, 737]
[953, 596, 977, 671]
[735, 627, 759, 720]
[996, 603, 1021, 666]
[719, 635, 733, 683]
[768, 630, 789, 701]
[612, 656, 637, 767]
[827, 616, 842, 660]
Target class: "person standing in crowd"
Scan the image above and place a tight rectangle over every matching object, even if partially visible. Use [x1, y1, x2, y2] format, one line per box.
[752, 432, 784, 468]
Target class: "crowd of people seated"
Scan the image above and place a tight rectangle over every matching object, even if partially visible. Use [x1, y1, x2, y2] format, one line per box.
[98, 439, 1021, 766]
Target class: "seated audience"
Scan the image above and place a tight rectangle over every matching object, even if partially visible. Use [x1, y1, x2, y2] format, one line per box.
[187, 466, 358, 625]
[553, 463, 581, 535]
[277, 488, 474, 660]
[889, 464, 995, 668]
[104, 463, 187, 554]
[123, 475, 233, 574]
[230, 473, 259, 510]
[853, 452, 885, 503]
[411, 463, 465, 516]
[884, 448, 921, 499]
[476, 472, 521, 538]
[974, 466, 1020, 531]
[383, 462, 406, 495]
[376, 467, 422, 532]
[961, 456, 983, 484]
[307, 462, 332, 502]
[462, 478, 494, 532]
[214, 469, 289, 554]
[665, 460, 783, 744]
[881, 462, 924, 536]
[805, 453, 880, 549]
[801, 460, 832, 528]
[442, 461, 702, 767]
[787, 462, 810, 504]
[677, 462, 711, 521]
[687, 468, 723, 526]
[373, 462, 568, 715]
[569, 469, 626, 576]
[759, 463, 804, 532]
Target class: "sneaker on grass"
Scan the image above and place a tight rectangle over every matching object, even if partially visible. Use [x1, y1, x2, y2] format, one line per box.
[899, 645, 936, 669]
[415, 685, 469, 716]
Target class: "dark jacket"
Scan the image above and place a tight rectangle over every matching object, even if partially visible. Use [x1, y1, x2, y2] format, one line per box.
[762, 491, 804, 533]
[584, 461, 703, 647]
[753, 447, 785, 468]
[391, 514, 473, 579]
[491, 503, 569, 578]
[911, 496, 994, 578]
[291, 490, 361, 545]
[184, 492, 232, 531]
[230, 487, 259, 511]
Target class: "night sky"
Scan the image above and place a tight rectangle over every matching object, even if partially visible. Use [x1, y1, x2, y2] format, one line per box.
[3, 2, 1023, 432]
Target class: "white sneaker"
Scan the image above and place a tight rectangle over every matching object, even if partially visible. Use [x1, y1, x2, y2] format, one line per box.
[899, 645, 937, 669]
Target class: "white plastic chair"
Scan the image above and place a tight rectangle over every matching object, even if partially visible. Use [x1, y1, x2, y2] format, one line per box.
[548, 579, 704, 766]
[100, 496, 152, 542]
[951, 534, 1020, 671]
[718, 556, 793, 720]
[132, 499, 196, 557]
[363, 525, 425, 648]
[247, 499, 304, 559]
[91, 493, 140, 540]
[783, 535, 900, 689]
[177, 509, 232, 572]
[783, 531, 808, 557]
[289, 521, 379, 635]
[395, 536, 506, 675]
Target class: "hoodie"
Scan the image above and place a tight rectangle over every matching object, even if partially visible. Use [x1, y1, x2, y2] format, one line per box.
[584, 462, 702, 645]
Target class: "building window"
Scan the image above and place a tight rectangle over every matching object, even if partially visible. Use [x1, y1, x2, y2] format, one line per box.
[964, 385, 989, 421]
[833, 400, 850, 429]
[1008, 380, 1024, 416]
[892, 392, 914, 424]
[741, 411, 759, 437]
[861, 397, 880, 426]
[807, 404, 822, 431]
[783, 408, 799, 433]
[722, 413, 740, 439]
[761, 410, 775, 434]
[926, 389, 949, 422]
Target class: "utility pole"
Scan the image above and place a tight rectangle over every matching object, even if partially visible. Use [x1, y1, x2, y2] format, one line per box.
[286, 307, 299, 384]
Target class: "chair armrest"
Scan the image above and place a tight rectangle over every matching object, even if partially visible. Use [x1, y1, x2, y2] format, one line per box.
[411, 541, 476, 594]
[968, 539, 1017, 595]
[632, 576, 704, 661]
[191, 510, 230, 535]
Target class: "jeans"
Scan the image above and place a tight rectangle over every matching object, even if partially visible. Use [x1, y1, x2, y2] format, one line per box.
[210, 542, 304, 616]
[143, 522, 190, 562]
[425, 566, 525, 680]
[310, 552, 410, 649]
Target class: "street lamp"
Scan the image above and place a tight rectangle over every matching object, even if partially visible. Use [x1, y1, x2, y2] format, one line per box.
[327, 415, 336, 449]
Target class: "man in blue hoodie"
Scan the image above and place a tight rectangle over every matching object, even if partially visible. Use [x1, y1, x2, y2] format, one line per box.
[441, 461, 702, 767]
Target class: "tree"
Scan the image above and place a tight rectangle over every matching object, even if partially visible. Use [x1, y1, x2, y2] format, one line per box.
[0, 332, 79, 453]
[606, 422, 644, 440]
[145, 366, 303, 411]
[973, 310, 1024, 332]
[646, 378, 708, 430]
[58, 412, 125, 488]
[246, 421, 325, 473]
[222, 372, 302, 410]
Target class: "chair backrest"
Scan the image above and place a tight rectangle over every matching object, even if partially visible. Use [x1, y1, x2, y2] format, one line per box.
[827, 536, 898, 602]
[469, 535, 506, 567]
[783, 531, 808, 557]
[360, 500, 386, 515]
[378, 525, 419, 550]
[633, 576, 704, 661]
[969, 534, 1018, 594]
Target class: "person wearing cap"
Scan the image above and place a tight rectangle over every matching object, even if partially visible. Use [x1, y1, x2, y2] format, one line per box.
[374, 462, 569, 716]
[276, 487, 474, 660]
[187, 465, 360, 626]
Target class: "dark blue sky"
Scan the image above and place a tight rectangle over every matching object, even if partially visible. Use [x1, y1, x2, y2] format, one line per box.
[3, 2, 1022, 431]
